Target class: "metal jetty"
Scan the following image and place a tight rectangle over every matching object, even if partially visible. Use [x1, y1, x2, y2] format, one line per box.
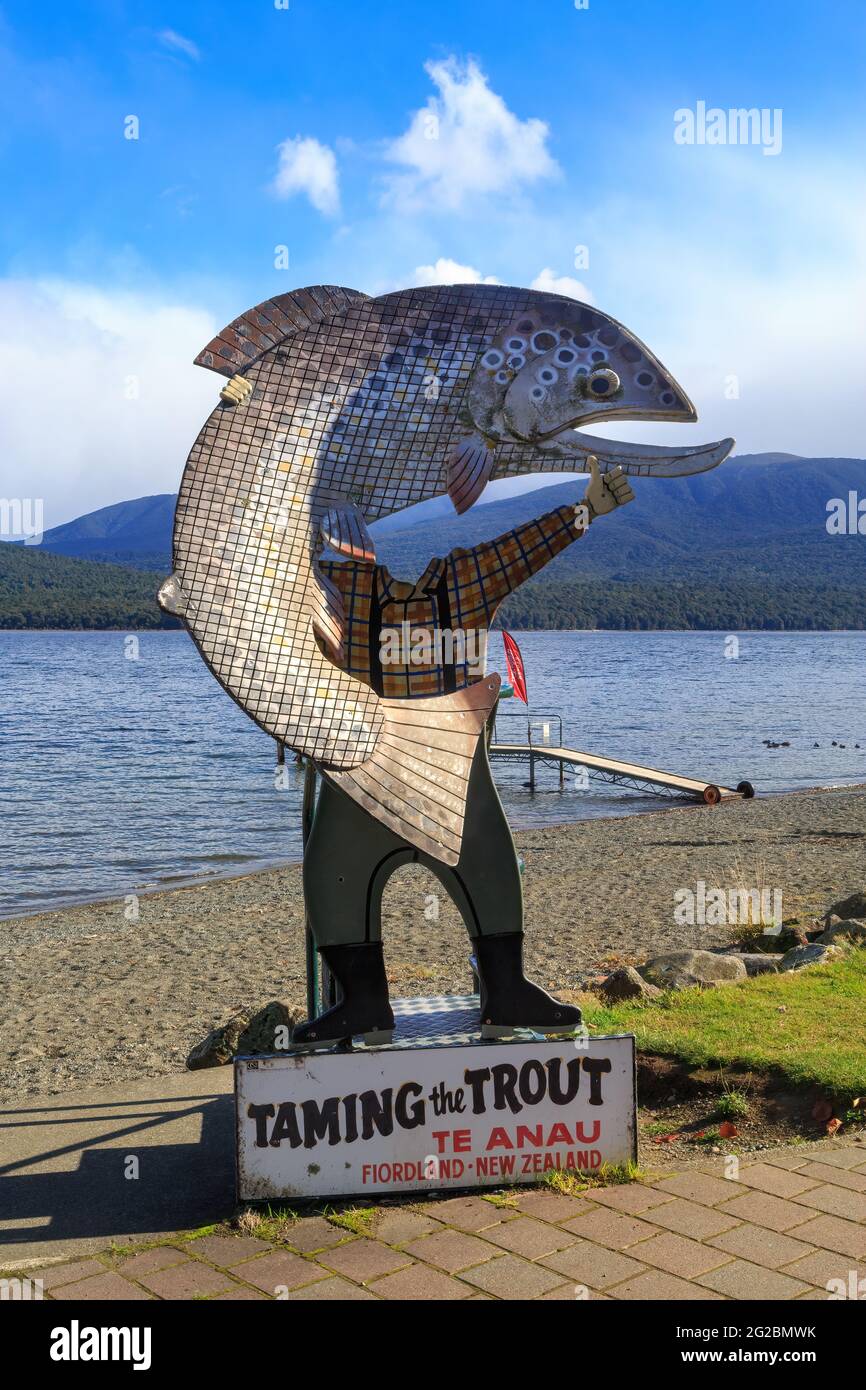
[489, 711, 754, 805]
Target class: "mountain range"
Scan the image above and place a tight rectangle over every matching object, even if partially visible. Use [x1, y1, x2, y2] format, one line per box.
[2, 453, 864, 629]
[19, 453, 866, 581]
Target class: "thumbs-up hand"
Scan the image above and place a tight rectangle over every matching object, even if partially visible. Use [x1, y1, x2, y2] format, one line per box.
[582, 455, 635, 519]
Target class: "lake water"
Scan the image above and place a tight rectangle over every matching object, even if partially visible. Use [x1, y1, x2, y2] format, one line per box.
[1, 629, 864, 919]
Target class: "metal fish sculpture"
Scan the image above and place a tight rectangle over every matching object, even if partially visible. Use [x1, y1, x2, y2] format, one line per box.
[159, 282, 733, 863]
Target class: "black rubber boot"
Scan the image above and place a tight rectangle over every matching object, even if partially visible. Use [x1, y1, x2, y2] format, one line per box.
[474, 932, 583, 1038]
[291, 942, 395, 1051]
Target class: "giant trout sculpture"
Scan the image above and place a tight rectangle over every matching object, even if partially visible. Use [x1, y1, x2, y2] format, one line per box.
[160, 283, 733, 865]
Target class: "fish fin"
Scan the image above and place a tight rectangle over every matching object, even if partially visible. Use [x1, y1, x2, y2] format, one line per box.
[320, 505, 377, 562]
[193, 286, 370, 378]
[446, 433, 496, 514]
[157, 573, 188, 617]
[326, 674, 501, 865]
[309, 566, 346, 663]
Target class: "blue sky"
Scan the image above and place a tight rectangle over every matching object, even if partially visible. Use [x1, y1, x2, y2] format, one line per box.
[1, 0, 864, 527]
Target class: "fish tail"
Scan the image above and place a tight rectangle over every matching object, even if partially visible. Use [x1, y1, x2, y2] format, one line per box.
[326, 674, 501, 865]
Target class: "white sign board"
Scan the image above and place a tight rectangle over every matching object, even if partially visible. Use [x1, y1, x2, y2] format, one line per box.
[235, 1036, 635, 1201]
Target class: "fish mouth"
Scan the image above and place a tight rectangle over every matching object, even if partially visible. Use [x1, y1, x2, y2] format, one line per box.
[537, 427, 735, 478]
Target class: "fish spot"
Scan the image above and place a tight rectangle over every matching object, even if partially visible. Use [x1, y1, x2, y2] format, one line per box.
[636, 371, 654, 388]
[531, 330, 557, 353]
[482, 349, 505, 369]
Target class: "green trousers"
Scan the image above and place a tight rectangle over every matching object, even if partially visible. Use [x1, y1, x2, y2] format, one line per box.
[303, 737, 523, 948]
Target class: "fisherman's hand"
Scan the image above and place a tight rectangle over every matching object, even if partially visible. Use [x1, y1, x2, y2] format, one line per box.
[582, 456, 635, 519]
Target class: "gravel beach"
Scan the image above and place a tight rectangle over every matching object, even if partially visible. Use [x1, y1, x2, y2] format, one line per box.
[2, 784, 864, 1105]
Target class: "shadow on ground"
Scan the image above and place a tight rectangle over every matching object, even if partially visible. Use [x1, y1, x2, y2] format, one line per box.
[0, 1073, 236, 1266]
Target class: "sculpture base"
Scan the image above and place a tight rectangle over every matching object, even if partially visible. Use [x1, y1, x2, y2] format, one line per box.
[321, 992, 544, 1051]
[235, 998, 636, 1202]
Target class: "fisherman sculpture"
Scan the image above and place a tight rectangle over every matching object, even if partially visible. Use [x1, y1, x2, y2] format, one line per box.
[159, 283, 733, 1048]
[298, 460, 633, 1047]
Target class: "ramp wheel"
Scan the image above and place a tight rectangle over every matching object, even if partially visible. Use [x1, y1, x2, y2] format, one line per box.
[736, 780, 755, 798]
[702, 784, 722, 805]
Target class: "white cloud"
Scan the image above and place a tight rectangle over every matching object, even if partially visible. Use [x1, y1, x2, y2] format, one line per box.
[383, 57, 559, 211]
[530, 268, 593, 302]
[271, 136, 340, 216]
[413, 258, 501, 286]
[158, 29, 200, 62]
[0, 279, 219, 530]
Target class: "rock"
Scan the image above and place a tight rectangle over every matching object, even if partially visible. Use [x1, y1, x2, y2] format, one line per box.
[598, 966, 662, 1001]
[778, 943, 846, 972]
[726, 953, 780, 976]
[750, 925, 806, 953]
[818, 918, 866, 947]
[640, 950, 747, 990]
[825, 891, 866, 922]
[186, 1012, 249, 1070]
[237, 1000, 296, 1054]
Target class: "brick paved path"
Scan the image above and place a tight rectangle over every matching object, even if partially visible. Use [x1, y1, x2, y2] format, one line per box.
[15, 1138, 866, 1301]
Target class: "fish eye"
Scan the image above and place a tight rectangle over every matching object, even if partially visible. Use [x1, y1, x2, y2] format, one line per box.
[531, 330, 557, 353]
[635, 371, 654, 388]
[482, 349, 504, 369]
[587, 367, 621, 397]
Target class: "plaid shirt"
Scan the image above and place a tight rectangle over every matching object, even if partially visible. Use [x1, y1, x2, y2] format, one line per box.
[319, 504, 587, 698]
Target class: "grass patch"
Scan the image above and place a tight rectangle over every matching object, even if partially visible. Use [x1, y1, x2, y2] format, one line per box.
[714, 1089, 751, 1120]
[541, 1161, 644, 1197]
[482, 1192, 520, 1209]
[233, 1205, 298, 1243]
[585, 951, 866, 1101]
[644, 1119, 678, 1138]
[327, 1206, 378, 1236]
